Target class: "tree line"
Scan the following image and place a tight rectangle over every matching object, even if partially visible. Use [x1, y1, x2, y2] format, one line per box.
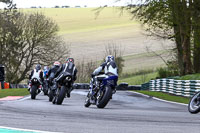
[123, 0, 200, 76]
[0, 0, 69, 84]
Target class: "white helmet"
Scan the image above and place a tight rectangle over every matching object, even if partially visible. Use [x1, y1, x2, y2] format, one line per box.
[53, 61, 61, 66]
[105, 55, 114, 63]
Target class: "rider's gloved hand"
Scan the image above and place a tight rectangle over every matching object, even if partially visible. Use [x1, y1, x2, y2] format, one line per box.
[91, 73, 95, 78]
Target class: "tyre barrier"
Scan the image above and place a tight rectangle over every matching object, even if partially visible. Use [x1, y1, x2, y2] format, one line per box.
[72, 82, 141, 90]
[6, 83, 141, 91]
[116, 82, 128, 90]
[142, 79, 200, 97]
[73, 83, 90, 89]
[10, 84, 28, 89]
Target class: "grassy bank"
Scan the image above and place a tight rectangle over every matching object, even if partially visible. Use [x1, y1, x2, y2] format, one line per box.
[119, 72, 157, 85]
[0, 88, 29, 98]
[175, 73, 200, 80]
[134, 90, 190, 104]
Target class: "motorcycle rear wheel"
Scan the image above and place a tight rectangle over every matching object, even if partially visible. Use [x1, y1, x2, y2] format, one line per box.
[31, 85, 37, 99]
[56, 86, 67, 105]
[96, 85, 112, 108]
[188, 91, 200, 114]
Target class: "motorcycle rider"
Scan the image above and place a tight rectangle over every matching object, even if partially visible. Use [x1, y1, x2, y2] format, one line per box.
[53, 57, 78, 98]
[28, 64, 44, 91]
[90, 55, 118, 96]
[48, 61, 61, 86]
[43, 66, 50, 94]
[43, 66, 49, 79]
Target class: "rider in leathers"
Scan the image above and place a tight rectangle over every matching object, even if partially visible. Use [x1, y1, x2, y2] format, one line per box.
[28, 64, 44, 91]
[90, 55, 118, 95]
[53, 58, 78, 98]
[48, 61, 61, 86]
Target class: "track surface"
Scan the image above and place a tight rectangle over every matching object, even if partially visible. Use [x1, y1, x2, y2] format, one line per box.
[0, 90, 199, 133]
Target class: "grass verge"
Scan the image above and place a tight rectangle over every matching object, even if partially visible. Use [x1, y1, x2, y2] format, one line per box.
[0, 88, 29, 98]
[175, 73, 200, 80]
[118, 72, 157, 85]
[134, 90, 190, 104]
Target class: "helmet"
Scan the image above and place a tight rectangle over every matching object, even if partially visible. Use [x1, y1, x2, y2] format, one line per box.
[44, 66, 49, 71]
[53, 61, 61, 66]
[105, 55, 114, 63]
[66, 58, 74, 63]
[35, 64, 41, 71]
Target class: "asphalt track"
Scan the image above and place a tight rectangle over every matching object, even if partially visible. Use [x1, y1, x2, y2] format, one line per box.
[0, 90, 199, 133]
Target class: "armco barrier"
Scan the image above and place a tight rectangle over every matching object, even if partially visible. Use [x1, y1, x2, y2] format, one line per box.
[142, 79, 200, 97]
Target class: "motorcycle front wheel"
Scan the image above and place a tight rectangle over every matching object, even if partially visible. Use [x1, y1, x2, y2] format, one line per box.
[188, 91, 200, 114]
[43, 87, 48, 95]
[49, 90, 54, 102]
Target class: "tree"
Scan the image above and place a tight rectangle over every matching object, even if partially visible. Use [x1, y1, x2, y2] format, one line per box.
[193, 0, 200, 73]
[122, 0, 197, 75]
[0, 6, 70, 83]
[0, 0, 11, 4]
[76, 60, 97, 83]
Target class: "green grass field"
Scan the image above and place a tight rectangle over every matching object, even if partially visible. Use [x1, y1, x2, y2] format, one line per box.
[118, 72, 158, 85]
[0, 88, 29, 98]
[22, 8, 138, 35]
[134, 90, 190, 104]
[20, 7, 170, 80]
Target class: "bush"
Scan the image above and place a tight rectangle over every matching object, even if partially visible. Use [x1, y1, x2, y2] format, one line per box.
[76, 60, 97, 83]
[157, 60, 180, 78]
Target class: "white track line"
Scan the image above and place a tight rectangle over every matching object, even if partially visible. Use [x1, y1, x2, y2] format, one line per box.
[18, 95, 31, 101]
[0, 126, 61, 133]
[129, 91, 188, 106]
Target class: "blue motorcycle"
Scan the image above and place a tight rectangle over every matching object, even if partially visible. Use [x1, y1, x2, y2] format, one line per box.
[85, 75, 118, 108]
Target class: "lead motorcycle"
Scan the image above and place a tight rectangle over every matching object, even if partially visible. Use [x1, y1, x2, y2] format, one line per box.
[84, 75, 118, 108]
[52, 72, 73, 105]
[188, 91, 200, 114]
[30, 78, 42, 99]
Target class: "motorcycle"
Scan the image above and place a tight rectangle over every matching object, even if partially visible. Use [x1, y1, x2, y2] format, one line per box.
[52, 72, 73, 105]
[188, 91, 200, 114]
[84, 75, 118, 108]
[42, 78, 49, 95]
[48, 86, 54, 102]
[30, 78, 42, 99]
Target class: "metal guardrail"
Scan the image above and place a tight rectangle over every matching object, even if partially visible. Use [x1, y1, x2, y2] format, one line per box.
[142, 79, 200, 97]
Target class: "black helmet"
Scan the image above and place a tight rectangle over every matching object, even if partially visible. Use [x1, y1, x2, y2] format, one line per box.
[35, 64, 41, 71]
